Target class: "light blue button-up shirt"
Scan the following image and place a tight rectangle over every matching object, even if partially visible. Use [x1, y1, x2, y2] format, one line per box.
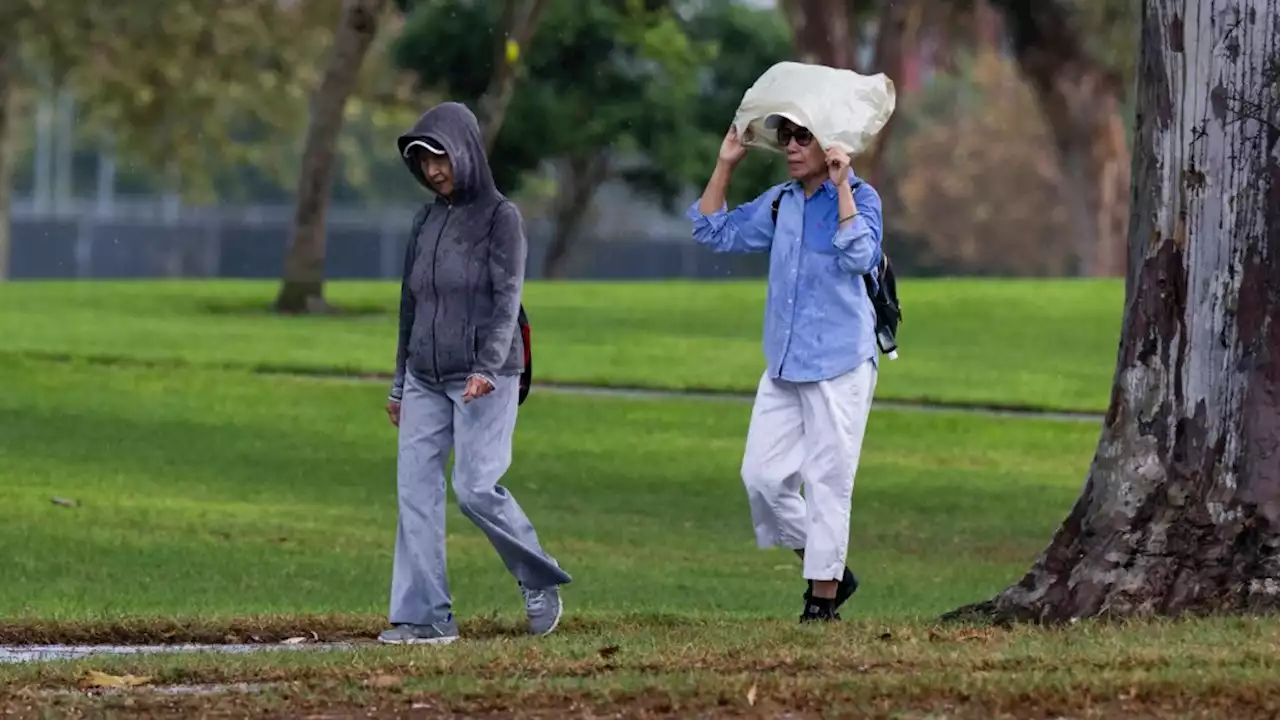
[686, 175, 883, 383]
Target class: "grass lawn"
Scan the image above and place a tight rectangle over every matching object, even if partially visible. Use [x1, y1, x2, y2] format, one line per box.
[6, 289, 1268, 718]
[2, 358, 1276, 716]
[0, 357, 1090, 621]
[0, 278, 1124, 412]
[6, 617, 1280, 718]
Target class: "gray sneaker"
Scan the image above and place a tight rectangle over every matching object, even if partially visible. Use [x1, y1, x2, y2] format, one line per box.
[520, 585, 563, 637]
[378, 617, 459, 645]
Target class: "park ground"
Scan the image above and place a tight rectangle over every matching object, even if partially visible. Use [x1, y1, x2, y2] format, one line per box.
[1, 279, 1278, 718]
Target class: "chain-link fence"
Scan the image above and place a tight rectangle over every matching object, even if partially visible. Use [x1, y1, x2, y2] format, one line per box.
[10, 198, 772, 281]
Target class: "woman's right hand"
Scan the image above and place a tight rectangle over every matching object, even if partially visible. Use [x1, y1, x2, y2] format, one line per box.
[386, 400, 402, 427]
[718, 125, 747, 167]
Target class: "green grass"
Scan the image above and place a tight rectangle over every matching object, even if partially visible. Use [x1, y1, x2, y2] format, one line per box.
[0, 278, 1124, 412]
[0, 357, 1092, 621]
[9, 279, 1249, 718]
[5, 618, 1280, 717]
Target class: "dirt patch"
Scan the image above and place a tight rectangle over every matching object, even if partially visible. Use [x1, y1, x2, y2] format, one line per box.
[0, 614, 386, 646]
[6, 682, 1280, 720]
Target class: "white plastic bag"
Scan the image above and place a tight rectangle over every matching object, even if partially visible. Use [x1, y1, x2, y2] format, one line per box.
[732, 61, 896, 156]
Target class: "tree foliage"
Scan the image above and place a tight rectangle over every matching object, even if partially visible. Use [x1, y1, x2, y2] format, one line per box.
[393, 0, 789, 202]
[9, 0, 340, 201]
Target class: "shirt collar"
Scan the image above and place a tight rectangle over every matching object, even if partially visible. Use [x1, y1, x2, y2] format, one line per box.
[787, 179, 841, 199]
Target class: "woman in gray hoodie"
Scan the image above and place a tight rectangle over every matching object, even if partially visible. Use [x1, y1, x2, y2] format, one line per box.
[380, 102, 572, 645]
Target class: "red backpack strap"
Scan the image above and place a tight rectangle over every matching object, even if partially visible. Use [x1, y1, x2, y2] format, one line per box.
[517, 303, 531, 405]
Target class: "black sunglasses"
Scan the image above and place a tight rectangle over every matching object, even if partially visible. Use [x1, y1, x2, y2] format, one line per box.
[777, 125, 815, 148]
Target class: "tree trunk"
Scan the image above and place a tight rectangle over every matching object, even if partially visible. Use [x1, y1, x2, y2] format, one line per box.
[778, 0, 855, 69]
[993, 0, 1131, 278]
[946, 0, 1280, 625]
[0, 42, 13, 282]
[864, 0, 922, 187]
[275, 0, 384, 314]
[542, 152, 609, 279]
[477, 0, 548, 153]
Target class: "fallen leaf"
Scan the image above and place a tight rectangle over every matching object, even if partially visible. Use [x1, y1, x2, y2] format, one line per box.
[80, 670, 152, 689]
[281, 636, 309, 645]
[746, 682, 758, 707]
[364, 675, 401, 689]
[597, 645, 620, 659]
[51, 497, 78, 508]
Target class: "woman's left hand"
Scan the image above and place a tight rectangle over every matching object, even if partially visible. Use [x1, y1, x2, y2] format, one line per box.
[462, 374, 495, 403]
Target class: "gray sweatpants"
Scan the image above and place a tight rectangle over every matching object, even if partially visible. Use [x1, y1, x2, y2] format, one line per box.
[390, 371, 571, 626]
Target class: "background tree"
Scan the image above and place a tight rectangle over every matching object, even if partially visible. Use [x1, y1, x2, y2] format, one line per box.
[987, 0, 1134, 277]
[0, 0, 339, 281]
[947, 0, 1280, 623]
[477, 0, 550, 151]
[275, 0, 551, 311]
[779, 0, 857, 68]
[0, 32, 14, 281]
[895, 48, 1075, 276]
[276, 0, 388, 314]
[395, 0, 789, 278]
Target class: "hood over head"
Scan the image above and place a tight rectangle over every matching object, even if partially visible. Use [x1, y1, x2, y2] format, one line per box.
[397, 102, 498, 203]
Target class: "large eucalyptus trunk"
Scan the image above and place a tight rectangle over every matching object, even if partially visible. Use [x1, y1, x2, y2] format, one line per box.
[993, 0, 1131, 278]
[948, 0, 1280, 624]
[276, 0, 384, 314]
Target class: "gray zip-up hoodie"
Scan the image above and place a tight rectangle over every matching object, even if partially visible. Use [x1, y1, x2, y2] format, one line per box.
[389, 102, 527, 401]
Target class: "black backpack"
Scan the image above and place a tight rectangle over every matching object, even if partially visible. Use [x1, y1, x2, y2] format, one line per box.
[771, 187, 903, 357]
[410, 203, 534, 404]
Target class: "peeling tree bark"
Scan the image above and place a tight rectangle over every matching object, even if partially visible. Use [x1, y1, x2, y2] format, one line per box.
[276, 0, 384, 314]
[779, 0, 855, 69]
[947, 0, 1280, 624]
[993, 0, 1131, 278]
[0, 41, 13, 282]
[476, 0, 548, 153]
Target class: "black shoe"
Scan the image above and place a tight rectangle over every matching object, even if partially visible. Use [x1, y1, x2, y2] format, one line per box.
[800, 597, 840, 623]
[805, 567, 860, 610]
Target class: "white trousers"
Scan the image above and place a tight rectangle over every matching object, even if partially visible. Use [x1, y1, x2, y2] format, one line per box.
[741, 360, 877, 581]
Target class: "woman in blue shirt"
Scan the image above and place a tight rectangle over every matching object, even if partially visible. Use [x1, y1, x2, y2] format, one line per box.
[687, 116, 884, 623]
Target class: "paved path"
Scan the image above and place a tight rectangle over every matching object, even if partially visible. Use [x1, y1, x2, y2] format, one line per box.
[10, 351, 1106, 424]
[0, 642, 356, 664]
[279, 370, 1104, 424]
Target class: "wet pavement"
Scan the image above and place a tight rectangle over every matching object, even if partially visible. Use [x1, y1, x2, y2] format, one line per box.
[0, 642, 357, 664]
